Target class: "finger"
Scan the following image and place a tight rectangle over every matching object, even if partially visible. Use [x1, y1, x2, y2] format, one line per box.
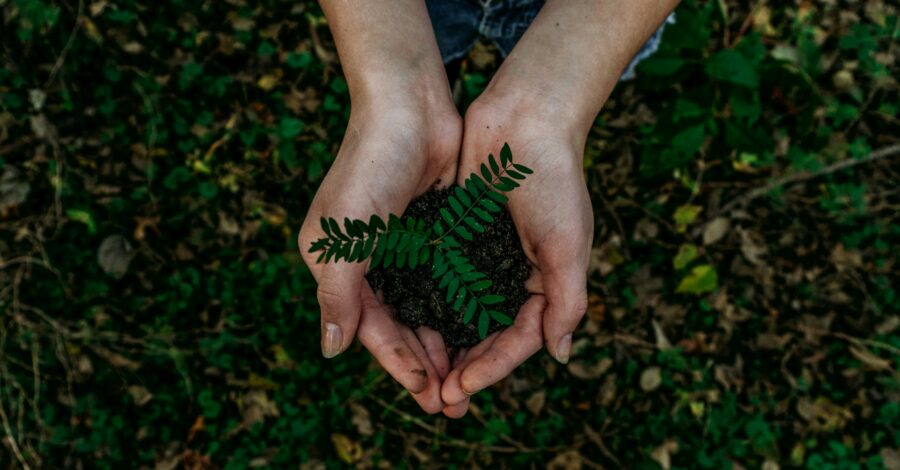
[358, 288, 429, 395]
[442, 399, 470, 419]
[416, 327, 450, 380]
[441, 333, 501, 405]
[540, 261, 588, 365]
[314, 261, 367, 358]
[458, 295, 545, 395]
[399, 326, 444, 414]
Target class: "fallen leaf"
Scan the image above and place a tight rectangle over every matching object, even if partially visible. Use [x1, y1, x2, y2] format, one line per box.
[547, 450, 582, 470]
[0, 167, 30, 212]
[880, 448, 900, 470]
[673, 243, 699, 270]
[640, 366, 662, 392]
[702, 217, 730, 245]
[568, 357, 613, 380]
[849, 346, 891, 371]
[128, 385, 153, 406]
[676, 265, 718, 294]
[650, 439, 678, 470]
[526, 390, 546, 415]
[330, 433, 362, 464]
[98, 234, 136, 279]
[350, 403, 373, 436]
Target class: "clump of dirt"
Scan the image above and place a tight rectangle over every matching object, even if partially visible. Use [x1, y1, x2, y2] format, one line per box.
[367, 188, 530, 348]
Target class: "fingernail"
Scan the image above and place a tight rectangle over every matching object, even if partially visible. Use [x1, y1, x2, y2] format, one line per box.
[556, 333, 572, 364]
[322, 322, 342, 358]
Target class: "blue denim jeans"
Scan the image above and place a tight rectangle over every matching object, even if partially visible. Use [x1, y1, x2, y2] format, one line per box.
[425, 0, 674, 80]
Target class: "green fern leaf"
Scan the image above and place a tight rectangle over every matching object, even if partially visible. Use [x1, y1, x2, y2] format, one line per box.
[308, 238, 329, 253]
[478, 311, 490, 338]
[485, 190, 508, 204]
[369, 214, 386, 231]
[361, 236, 375, 259]
[395, 249, 407, 268]
[472, 207, 494, 223]
[506, 170, 525, 180]
[461, 271, 486, 282]
[438, 271, 453, 288]
[489, 310, 513, 325]
[328, 218, 346, 241]
[463, 299, 478, 323]
[320, 217, 331, 236]
[351, 219, 367, 236]
[419, 246, 430, 264]
[464, 217, 484, 233]
[452, 291, 466, 311]
[513, 163, 533, 174]
[446, 278, 460, 303]
[371, 236, 386, 266]
[350, 240, 363, 261]
[479, 294, 505, 305]
[454, 186, 471, 206]
[489, 153, 500, 176]
[480, 163, 491, 182]
[469, 279, 491, 291]
[500, 176, 519, 188]
[440, 207, 455, 226]
[500, 143, 512, 165]
[448, 195, 463, 216]
[388, 214, 402, 230]
[479, 198, 501, 212]
[454, 226, 473, 241]
[316, 251, 326, 263]
[465, 176, 480, 196]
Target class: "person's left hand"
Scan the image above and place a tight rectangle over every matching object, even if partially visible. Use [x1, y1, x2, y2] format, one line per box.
[438, 93, 594, 418]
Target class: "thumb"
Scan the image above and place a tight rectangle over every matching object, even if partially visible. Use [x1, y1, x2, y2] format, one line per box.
[541, 261, 588, 365]
[314, 261, 366, 358]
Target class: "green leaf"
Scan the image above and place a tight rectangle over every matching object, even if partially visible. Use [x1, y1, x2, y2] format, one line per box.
[470, 280, 491, 292]
[500, 143, 512, 165]
[320, 217, 331, 235]
[448, 195, 463, 216]
[464, 217, 485, 233]
[673, 243, 699, 270]
[419, 246, 430, 265]
[434, 220, 444, 236]
[478, 311, 490, 338]
[446, 278, 460, 302]
[387, 232, 400, 249]
[454, 226, 473, 241]
[440, 207, 455, 226]
[369, 214, 386, 231]
[479, 294, 505, 305]
[705, 48, 759, 88]
[361, 236, 375, 259]
[676, 264, 719, 294]
[433, 261, 449, 279]
[513, 163, 532, 174]
[328, 218, 346, 240]
[396, 249, 407, 268]
[345, 218, 362, 238]
[480, 198, 501, 212]
[485, 190, 508, 204]
[506, 170, 525, 180]
[371, 236, 387, 266]
[463, 299, 478, 323]
[471, 174, 487, 191]
[454, 186, 471, 206]
[316, 251, 326, 264]
[388, 214, 402, 230]
[499, 176, 519, 188]
[465, 177, 479, 197]
[489, 153, 500, 176]
[480, 163, 491, 181]
[408, 247, 419, 268]
[438, 271, 453, 288]
[350, 240, 363, 261]
[452, 292, 466, 311]
[461, 271, 485, 282]
[674, 204, 703, 227]
[472, 207, 494, 223]
[489, 310, 513, 325]
[308, 238, 329, 253]
[326, 242, 340, 263]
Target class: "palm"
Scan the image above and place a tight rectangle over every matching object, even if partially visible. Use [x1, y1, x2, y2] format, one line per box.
[440, 108, 593, 417]
[299, 108, 460, 413]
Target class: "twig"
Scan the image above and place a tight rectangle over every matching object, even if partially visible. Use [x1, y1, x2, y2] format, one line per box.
[716, 143, 900, 217]
[45, 0, 85, 87]
[0, 378, 31, 470]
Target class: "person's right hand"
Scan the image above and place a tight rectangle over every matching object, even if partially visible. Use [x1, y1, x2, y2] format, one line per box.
[298, 97, 461, 413]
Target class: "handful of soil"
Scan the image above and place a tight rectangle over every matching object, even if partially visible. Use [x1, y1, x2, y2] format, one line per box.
[367, 188, 531, 348]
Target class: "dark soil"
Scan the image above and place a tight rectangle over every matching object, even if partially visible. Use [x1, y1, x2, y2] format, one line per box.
[367, 189, 531, 348]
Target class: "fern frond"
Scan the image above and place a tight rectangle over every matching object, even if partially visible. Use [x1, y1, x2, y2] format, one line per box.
[430, 245, 506, 338]
[432, 143, 531, 248]
[307, 214, 430, 267]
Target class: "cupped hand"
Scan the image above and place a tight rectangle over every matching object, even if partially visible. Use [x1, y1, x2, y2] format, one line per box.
[299, 101, 461, 413]
[440, 97, 593, 418]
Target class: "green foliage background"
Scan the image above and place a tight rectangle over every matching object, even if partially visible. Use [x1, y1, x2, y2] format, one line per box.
[0, 0, 898, 468]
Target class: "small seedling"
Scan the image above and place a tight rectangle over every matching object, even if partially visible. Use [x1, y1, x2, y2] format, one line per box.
[308, 143, 533, 338]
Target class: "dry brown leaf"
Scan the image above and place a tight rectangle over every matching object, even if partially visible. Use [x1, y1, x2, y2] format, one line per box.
[98, 234, 136, 278]
[703, 217, 730, 245]
[640, 366, 662, 392]
[547, 450, 583, 470]
[568, 357, 613, 380]
[650, 439, 678, 470]
[330, 433, 363, 464]
[525, 390, 546, 415]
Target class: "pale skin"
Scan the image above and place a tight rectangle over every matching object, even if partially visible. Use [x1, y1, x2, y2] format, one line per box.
[298, 0, 680, 417]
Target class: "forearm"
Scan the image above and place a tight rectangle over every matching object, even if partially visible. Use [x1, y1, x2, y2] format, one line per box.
[481, 0, 680, 135]
[319, 1, 451, 110]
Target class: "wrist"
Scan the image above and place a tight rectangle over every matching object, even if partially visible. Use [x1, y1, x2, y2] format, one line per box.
[473, 74, 595, 144]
